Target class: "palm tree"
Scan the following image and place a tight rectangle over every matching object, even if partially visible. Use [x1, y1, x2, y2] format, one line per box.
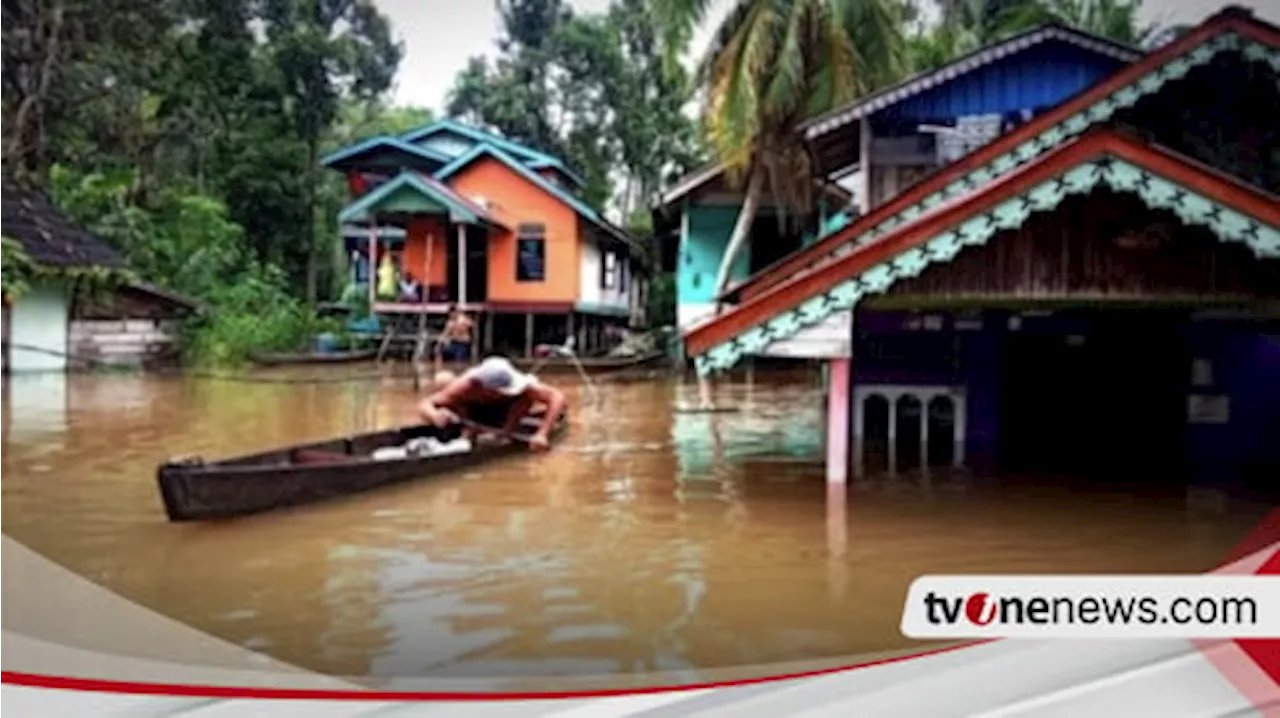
[1047, 0, 1154, 46]
[655, 0, 906, 306]
[911, 0, 1150, 73]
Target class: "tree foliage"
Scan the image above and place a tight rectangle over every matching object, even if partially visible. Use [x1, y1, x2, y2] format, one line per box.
[446, 0, 706, 222]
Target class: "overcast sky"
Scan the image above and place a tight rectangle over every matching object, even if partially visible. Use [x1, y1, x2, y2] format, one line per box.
[374, 0, 1280, 112]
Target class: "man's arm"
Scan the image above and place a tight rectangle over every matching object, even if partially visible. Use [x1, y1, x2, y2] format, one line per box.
[525, 383, 567, 440]
[417, 377, 472, 426]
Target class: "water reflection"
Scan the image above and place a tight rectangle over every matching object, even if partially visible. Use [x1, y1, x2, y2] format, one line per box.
[1, 369, 1268, 682]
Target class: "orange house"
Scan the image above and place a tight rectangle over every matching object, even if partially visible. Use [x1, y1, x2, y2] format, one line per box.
[324, 119, 646, 357]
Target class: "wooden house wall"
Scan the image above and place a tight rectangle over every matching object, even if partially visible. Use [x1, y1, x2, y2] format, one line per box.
[69, 319, 181, 368]
[883, 191, 1280, 301]
[70, 286, 189, 367]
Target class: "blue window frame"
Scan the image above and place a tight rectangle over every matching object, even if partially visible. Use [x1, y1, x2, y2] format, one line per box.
[516, 223, 546, 282]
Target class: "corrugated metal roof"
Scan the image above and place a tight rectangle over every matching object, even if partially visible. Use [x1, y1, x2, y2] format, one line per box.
[802, 24, 1142, 139]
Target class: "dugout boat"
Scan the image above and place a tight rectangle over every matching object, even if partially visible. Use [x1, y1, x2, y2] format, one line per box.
[157, 413, 568, 521]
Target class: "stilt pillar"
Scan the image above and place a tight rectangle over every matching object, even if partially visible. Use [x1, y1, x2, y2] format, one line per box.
[524, 313, 534, 357]
[826, 357, 851, 485]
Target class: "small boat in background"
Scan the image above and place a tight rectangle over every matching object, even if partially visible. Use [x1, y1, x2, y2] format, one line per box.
[157, 413, 568, 521]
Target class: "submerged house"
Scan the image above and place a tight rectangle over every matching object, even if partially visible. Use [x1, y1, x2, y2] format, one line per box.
[323, 119, 647, 357]
[660, 8, 1280, 488]
[2, 180, 199, 373]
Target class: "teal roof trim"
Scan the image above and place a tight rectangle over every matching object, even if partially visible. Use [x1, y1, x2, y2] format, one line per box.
[433, 143, 635, 249]
[401, 119, 587, 188]
[321, 136, 451, 168]
[337, 171, 483, 225]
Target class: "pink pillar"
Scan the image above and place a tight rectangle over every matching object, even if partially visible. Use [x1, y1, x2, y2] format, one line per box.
[826, 357, 851, 484]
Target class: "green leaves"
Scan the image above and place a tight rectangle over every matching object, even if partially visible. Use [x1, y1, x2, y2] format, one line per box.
[444, 0, 705, 219]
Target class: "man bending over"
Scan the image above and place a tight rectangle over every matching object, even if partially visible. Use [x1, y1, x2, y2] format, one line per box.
[417, 356, 567, 453]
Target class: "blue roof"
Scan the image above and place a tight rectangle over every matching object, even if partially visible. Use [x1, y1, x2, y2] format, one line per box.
[320, 136, 451, 169]
[802, 23, 1141, 138]
[337, 171, 488, 225]
[433, 143, 634, 248]
[400, 118, 587, 188]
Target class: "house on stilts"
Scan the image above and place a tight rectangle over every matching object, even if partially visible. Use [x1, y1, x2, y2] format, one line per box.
[657, 7, 1280, 489]
[323, 119, 648, 359]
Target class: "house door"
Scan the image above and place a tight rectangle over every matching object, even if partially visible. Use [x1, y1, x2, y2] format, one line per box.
[446, 226, 489, 304]
[465, 226, 487, 303]
[1000, 315, 1187, 478]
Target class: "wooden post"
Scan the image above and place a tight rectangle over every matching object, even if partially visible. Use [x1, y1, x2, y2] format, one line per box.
[524, 313, 534, 357]
[456, 222, 467, 306]
[367, 222, 378, 310]
[826, 357, 851, 485]
[423, 225, 433, 304]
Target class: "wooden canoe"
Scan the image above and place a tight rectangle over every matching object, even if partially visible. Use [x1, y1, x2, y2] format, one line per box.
[248, 348, 378, 366]
[157, 414, 568, 522]
[512, 351, 668, 375]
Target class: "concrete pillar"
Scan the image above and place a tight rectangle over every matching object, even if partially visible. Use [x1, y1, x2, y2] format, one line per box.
[524, 313, 534, 357]
[826, 480, 848, 601]
[826, 357, 851, 485]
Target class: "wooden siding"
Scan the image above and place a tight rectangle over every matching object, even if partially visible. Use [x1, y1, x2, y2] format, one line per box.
[734, 10, 1280, 304]
[883, 191, 1279, 301]
[69, 319, 181, 367]
[401, 215, 450, 288]
[447, 156, 580, 303]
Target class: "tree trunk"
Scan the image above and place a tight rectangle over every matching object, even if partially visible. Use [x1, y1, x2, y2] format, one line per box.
[304, 138, 319, 306]
[712, 168, 764, 313]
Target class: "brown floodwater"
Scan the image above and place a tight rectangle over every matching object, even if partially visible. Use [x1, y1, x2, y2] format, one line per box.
[0, 367, 1267, 683]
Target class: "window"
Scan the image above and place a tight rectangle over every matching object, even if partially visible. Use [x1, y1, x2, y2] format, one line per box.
[619, 257, 628, 293]
[516, 223, 546, 282]
[601, 251, 618, 290]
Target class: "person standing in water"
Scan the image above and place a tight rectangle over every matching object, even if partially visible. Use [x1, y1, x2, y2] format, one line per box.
[434, 305, 474, 372]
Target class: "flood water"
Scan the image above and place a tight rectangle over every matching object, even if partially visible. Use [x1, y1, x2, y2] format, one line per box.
[1, 367, 1268, 685]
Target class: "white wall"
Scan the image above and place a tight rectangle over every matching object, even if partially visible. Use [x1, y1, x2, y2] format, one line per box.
[680, 303, 852, 360]
[578, 236, 630, 312]
[8, 282, 70, 372]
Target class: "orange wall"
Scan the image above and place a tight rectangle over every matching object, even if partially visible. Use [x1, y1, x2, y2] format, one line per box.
[402, 215, 448, 287]
[447, 157, 580, 303]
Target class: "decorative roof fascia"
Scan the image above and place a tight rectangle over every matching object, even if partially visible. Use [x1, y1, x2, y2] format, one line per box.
[336, 171, 486, 225]
[735, 27, 1280, 305]
[688, 136, 1280, 375]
